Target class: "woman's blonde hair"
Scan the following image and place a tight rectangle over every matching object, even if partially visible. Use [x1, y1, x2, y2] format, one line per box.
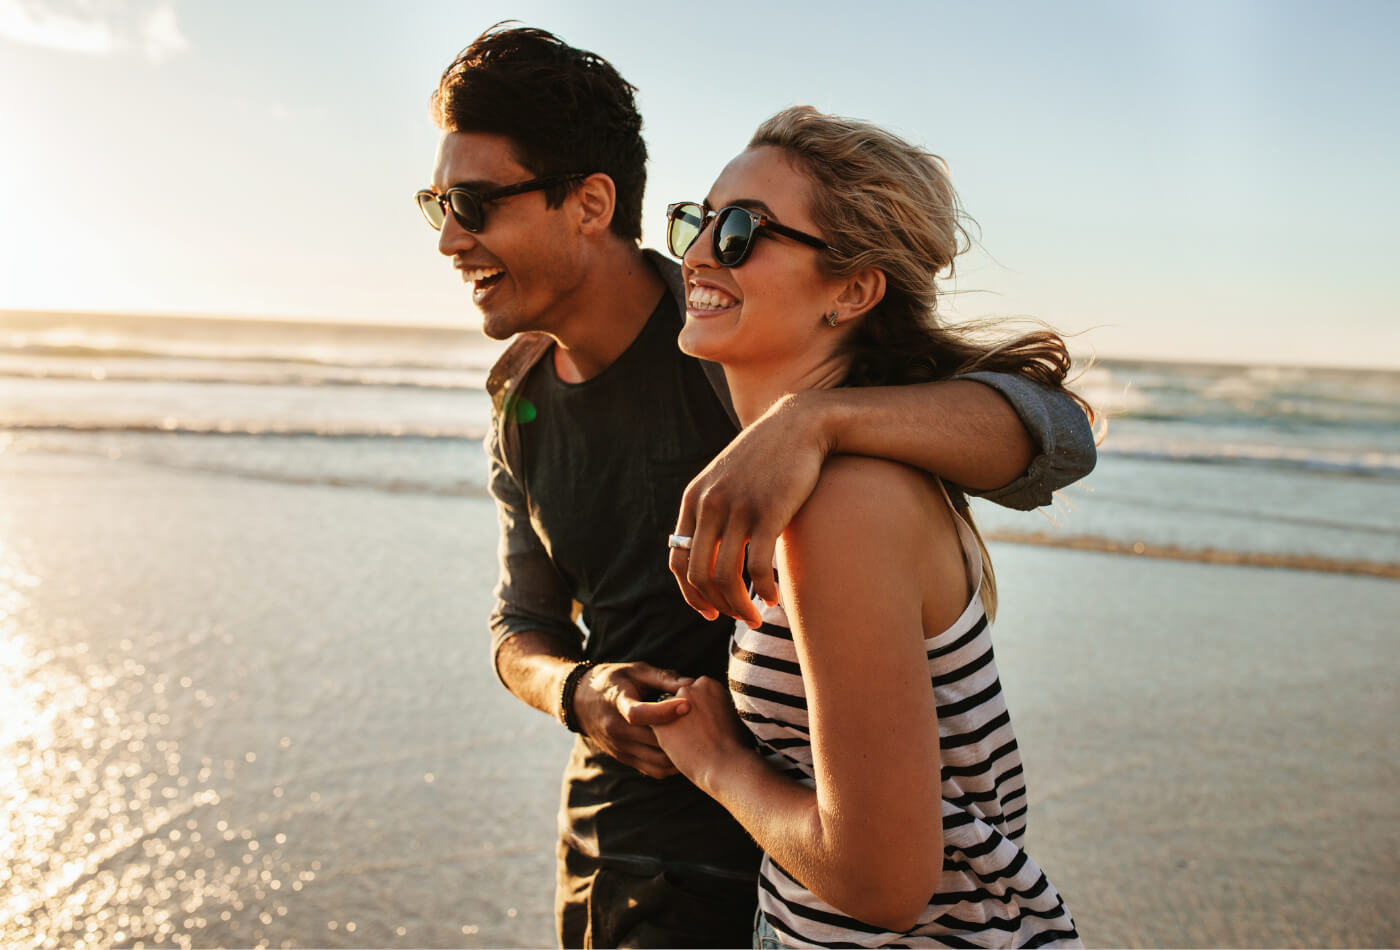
[750, 106, 1095, 618]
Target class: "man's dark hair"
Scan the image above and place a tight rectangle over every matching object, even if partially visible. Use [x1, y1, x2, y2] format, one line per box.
[431, 23, 647, 242]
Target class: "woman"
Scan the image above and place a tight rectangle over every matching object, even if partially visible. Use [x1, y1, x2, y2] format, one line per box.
[653, 106, 1087, 948]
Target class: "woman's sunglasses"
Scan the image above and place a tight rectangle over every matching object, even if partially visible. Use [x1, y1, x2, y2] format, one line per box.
[666, 201, 828, 268]
[415, 173, 587, 233]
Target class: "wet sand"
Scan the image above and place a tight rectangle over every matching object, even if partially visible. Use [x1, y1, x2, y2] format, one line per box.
[988, 543, 1399, 948]
[1, 447, 1396, 948]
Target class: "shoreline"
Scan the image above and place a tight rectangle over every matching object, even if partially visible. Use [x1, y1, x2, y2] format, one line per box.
[985, 529, 1400, 580]
[7, 431, 1398, 582]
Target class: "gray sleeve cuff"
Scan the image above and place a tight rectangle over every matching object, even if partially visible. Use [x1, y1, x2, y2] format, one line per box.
[957, 370, 1097, 510]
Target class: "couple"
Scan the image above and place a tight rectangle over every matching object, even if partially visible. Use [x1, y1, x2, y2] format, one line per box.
[418, 24, 1093, 950]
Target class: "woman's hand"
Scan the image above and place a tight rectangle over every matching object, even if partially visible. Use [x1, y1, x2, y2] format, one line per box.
[651, 676, 752, 792]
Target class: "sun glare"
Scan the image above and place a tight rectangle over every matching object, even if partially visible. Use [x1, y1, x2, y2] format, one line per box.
[0, 536, 40, 751]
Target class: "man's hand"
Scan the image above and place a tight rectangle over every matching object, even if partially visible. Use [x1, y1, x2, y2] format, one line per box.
[572, 661, 695, 779]
[670, 393, 830, 627]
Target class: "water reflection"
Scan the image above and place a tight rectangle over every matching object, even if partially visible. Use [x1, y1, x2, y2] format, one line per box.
[0, 445, 567, 948]
[0, 541, 303, 949]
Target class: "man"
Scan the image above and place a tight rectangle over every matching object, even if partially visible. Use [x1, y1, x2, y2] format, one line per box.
[418, 24, 1096, 948]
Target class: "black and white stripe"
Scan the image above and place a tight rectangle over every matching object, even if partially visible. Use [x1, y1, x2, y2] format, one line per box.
[729, 512, 1080, 948]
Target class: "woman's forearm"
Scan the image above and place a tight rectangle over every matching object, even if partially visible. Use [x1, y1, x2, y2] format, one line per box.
[695, 746, 937, 932]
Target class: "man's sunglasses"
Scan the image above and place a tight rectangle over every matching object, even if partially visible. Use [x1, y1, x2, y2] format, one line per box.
[665, 201, 828, 268]
[415, 173, 587, 233]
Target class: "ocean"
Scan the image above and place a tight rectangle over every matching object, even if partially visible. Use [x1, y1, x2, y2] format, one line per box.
[1, 309, 1397, 948]
[5, 309, 1397, 571]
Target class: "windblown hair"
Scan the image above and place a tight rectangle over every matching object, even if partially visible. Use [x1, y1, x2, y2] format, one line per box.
[750, 106, 1097, 618]
[430, 23, 648, 241]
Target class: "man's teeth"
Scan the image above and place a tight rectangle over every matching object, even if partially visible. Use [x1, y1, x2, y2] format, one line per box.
[463, 267, 504, 283]
[688, 286, 737, 310]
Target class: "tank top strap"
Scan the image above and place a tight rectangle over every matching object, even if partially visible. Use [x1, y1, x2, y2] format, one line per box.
[933, 478, 984, 596]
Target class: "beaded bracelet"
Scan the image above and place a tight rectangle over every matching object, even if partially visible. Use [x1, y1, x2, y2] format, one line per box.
[559, 661, 595, 735]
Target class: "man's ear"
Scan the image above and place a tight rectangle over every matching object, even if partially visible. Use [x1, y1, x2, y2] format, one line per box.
[573, 173, 616, 236]
[834, 267, 886, 321]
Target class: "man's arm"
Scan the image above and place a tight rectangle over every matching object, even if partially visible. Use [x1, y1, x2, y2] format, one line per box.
[487, 422, 692, 778]
[494, 632, 692, 778]
[954, 371, 1096, 506]
[670, 374, 1095, 624]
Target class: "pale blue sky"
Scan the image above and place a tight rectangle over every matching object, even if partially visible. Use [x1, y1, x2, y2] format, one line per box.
[0, 0, 1395, 367]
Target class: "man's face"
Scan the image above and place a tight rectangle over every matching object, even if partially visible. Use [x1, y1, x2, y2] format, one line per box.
[430, 131, 581, 340]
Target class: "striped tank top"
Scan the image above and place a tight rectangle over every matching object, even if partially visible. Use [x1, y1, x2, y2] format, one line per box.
[729, 508, 1081, 948]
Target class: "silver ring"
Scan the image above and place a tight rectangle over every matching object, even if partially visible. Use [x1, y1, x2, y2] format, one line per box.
[667, 534, 693, 551]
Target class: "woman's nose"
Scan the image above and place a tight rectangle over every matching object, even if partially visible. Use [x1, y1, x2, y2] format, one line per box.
[681, 216, 718, 270]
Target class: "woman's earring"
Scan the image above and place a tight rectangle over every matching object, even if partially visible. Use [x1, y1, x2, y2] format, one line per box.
[824, 311, 839, 327]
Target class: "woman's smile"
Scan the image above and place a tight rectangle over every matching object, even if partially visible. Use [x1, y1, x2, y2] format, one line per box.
[686, 281, 739, 314]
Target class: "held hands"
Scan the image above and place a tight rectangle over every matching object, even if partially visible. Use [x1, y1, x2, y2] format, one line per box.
[651, 676, 751, 793]
[571, 661, 694, 779]
[670, 393, 829, 627]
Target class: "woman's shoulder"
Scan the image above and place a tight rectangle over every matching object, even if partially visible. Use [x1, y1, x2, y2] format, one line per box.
[807, 454, 941, 511]
[781, 458, 971, 637]
[785, 456, 951, 560]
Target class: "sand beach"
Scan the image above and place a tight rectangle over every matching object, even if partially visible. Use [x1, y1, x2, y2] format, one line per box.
[1, 442, 1396, 948]
[1, 315, 1397, 947]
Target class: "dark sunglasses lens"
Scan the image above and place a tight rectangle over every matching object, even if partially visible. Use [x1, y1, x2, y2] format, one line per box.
[714, 207, 754, 266]
[417, 192, 446, 230]
[447, 191, 485, 232]
[668, 203, 704, 258]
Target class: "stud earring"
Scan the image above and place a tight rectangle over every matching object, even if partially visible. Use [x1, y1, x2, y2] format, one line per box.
[824, 311, 839, 327]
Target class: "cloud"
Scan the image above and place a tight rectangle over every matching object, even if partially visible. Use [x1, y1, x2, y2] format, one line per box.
[0, 0, 188, 60]
[0, 0, 120, 53]
[138, 2, 185, 59]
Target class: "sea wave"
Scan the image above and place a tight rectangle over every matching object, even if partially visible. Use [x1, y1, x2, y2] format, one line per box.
[0, 357, 487, 391]
[8, 420, 1397, 480]
[1099, 443, 1400, 480]
[0, 318, 502, 373]
[2, 421, 491, 440]
[2, 430, 493, 498]
[1077, 360, 1400, 429]
[0, 340, 496, 372]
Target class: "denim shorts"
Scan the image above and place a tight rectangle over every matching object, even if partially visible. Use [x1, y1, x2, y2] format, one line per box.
[753, 909, 783, 949]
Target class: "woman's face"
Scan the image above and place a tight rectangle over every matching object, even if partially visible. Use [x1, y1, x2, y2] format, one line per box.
[678, 146, 847, 372]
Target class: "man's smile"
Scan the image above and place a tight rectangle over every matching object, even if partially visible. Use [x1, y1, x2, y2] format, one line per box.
[460, 266, 505, 287]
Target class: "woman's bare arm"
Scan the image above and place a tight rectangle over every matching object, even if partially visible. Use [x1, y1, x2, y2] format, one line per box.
[657, 456, 966, 930]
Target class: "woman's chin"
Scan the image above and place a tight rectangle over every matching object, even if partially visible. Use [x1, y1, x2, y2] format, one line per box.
[677, 318, 733, 364]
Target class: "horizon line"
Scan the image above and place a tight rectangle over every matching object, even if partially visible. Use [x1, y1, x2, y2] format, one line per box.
[2, 305, 1395, 376]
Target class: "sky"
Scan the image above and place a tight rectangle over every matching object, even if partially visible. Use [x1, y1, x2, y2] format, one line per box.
[0, 0, 1396, 368]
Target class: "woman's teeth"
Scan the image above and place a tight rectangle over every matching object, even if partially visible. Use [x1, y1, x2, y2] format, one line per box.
[688, 286, 737, 310]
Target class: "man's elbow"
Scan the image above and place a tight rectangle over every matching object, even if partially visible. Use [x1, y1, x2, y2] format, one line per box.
[1061, 404, 1098, 481]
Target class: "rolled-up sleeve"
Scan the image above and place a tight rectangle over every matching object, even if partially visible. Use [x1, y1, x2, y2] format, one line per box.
[485, 415, 581, 680]
[958, 370, 1097, 510]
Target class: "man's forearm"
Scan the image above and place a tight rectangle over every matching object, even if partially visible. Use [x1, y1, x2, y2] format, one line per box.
[495, 630, 586, 720]
[810, 379, 1035, 492]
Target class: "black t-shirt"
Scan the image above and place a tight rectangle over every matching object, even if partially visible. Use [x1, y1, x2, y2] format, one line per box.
[517, 293, 738, 677]
[515, 293, 759, 877]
